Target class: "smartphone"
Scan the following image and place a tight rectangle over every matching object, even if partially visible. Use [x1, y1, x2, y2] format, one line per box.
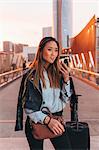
[64, 59, 69, 67]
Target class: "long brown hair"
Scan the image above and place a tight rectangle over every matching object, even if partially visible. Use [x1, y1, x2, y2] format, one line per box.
[29, 37, 61, 88]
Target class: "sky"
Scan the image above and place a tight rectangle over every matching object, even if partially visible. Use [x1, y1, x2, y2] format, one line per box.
[0, 0, 99, 50]
[73, 0, 99, 37]
[0, 0, 53, 48]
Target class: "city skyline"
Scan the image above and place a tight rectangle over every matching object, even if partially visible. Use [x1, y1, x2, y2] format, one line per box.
[0, 0, 53, 50]
[0, 0, 99, 50]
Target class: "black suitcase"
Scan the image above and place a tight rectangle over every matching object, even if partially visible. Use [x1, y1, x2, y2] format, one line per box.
[65, 77, 90, 150]
[65, 121, 90, 150]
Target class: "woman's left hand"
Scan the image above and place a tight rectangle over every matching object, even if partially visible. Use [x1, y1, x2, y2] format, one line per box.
[48, 118, 65, 135]
[59, 61, 70, 82]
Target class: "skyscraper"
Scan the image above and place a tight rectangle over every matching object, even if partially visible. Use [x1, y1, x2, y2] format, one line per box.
[3, 41, 14, 52]
[42, 26, 52, 37]
[52, 0, 72, 49]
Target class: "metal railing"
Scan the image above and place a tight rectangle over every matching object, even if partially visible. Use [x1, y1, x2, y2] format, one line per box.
[0, 66, 99, 89]
[0, 68, 23, 87]
[71, 67, 99, 86]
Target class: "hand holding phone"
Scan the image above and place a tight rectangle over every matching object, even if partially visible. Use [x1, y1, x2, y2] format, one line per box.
[59, 61, 70, 82]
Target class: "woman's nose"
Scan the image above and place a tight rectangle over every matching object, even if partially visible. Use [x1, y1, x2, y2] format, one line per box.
[51, 51, 55, 56]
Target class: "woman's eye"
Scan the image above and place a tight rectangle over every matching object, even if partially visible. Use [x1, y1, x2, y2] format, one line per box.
[55, 49, 58, 52]
[48, 49, 52, 51]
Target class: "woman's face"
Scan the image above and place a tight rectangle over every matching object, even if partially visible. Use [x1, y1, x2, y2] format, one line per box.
[42, 41, 59, 65]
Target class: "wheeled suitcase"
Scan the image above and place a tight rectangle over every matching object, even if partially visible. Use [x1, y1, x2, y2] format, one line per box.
[65, 121, 90, 150]
[65, 77, 90, 150]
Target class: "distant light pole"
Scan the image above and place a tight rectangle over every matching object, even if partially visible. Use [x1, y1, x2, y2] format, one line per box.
[96, 17, 99, 73]
[95, 17, 99, 84]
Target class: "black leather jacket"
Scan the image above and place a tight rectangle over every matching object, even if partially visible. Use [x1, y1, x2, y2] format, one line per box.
[15, 69, 64, 131]
[15, 69, 43, 131]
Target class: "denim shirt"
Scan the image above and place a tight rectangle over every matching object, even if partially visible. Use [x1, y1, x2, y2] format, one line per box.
[25, 70, 71, 124]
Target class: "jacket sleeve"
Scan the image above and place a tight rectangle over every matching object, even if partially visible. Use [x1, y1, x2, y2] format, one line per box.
[25, 109, 47, 124]
[15, 70, 29, 131]
[24, 80, 42, 111]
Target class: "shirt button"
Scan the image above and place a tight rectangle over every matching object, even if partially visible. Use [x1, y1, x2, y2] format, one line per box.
[42, 101, 45, 104]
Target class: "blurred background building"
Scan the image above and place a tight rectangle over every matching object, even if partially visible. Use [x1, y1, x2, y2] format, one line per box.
[3, 41, 14, 52]
[52, 0, 72, 49]
[42, 26, 52, 37]
[23, 46, 37, 63]
[70, 15, 99, 73]
[0, 40, 37, 73]
[0, 52, 11, 73]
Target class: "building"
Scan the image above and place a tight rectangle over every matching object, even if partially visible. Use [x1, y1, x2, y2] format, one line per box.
[42, 26, 52, 37]
[2, 41, 29, 70]
[0, 52, 11, 73]
[3, 41, 28, 53]
[14, 43, 23, 53]
[23, 46, 37, 63]
[96, 17, 99, 73]
[52, 0, 72, 49]
[11, 52, 24, 69]
[3, 41, 14, 52]
[70, 15, 99, 73]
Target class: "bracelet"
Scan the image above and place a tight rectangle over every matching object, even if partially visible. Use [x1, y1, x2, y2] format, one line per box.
[44, 116, 51, 125]
[64, 80, 69, 85]
[47, 117, 51, 126]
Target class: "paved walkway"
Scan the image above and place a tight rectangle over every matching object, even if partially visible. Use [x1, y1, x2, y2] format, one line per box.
[0, 136, 99, 150]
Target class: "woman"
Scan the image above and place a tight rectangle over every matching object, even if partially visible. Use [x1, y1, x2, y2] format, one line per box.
[15, 37, 71, 150]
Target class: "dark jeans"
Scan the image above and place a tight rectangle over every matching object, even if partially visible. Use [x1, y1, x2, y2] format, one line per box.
[25, 117, 71, 150]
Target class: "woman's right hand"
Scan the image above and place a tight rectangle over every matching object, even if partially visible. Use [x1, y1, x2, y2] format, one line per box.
[48, 118, 65, 135]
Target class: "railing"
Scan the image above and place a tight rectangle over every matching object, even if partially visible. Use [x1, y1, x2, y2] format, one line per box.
[0, 67, 99, 89]
[0, 68, 23, 87]
[71, 67, 99, 87]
